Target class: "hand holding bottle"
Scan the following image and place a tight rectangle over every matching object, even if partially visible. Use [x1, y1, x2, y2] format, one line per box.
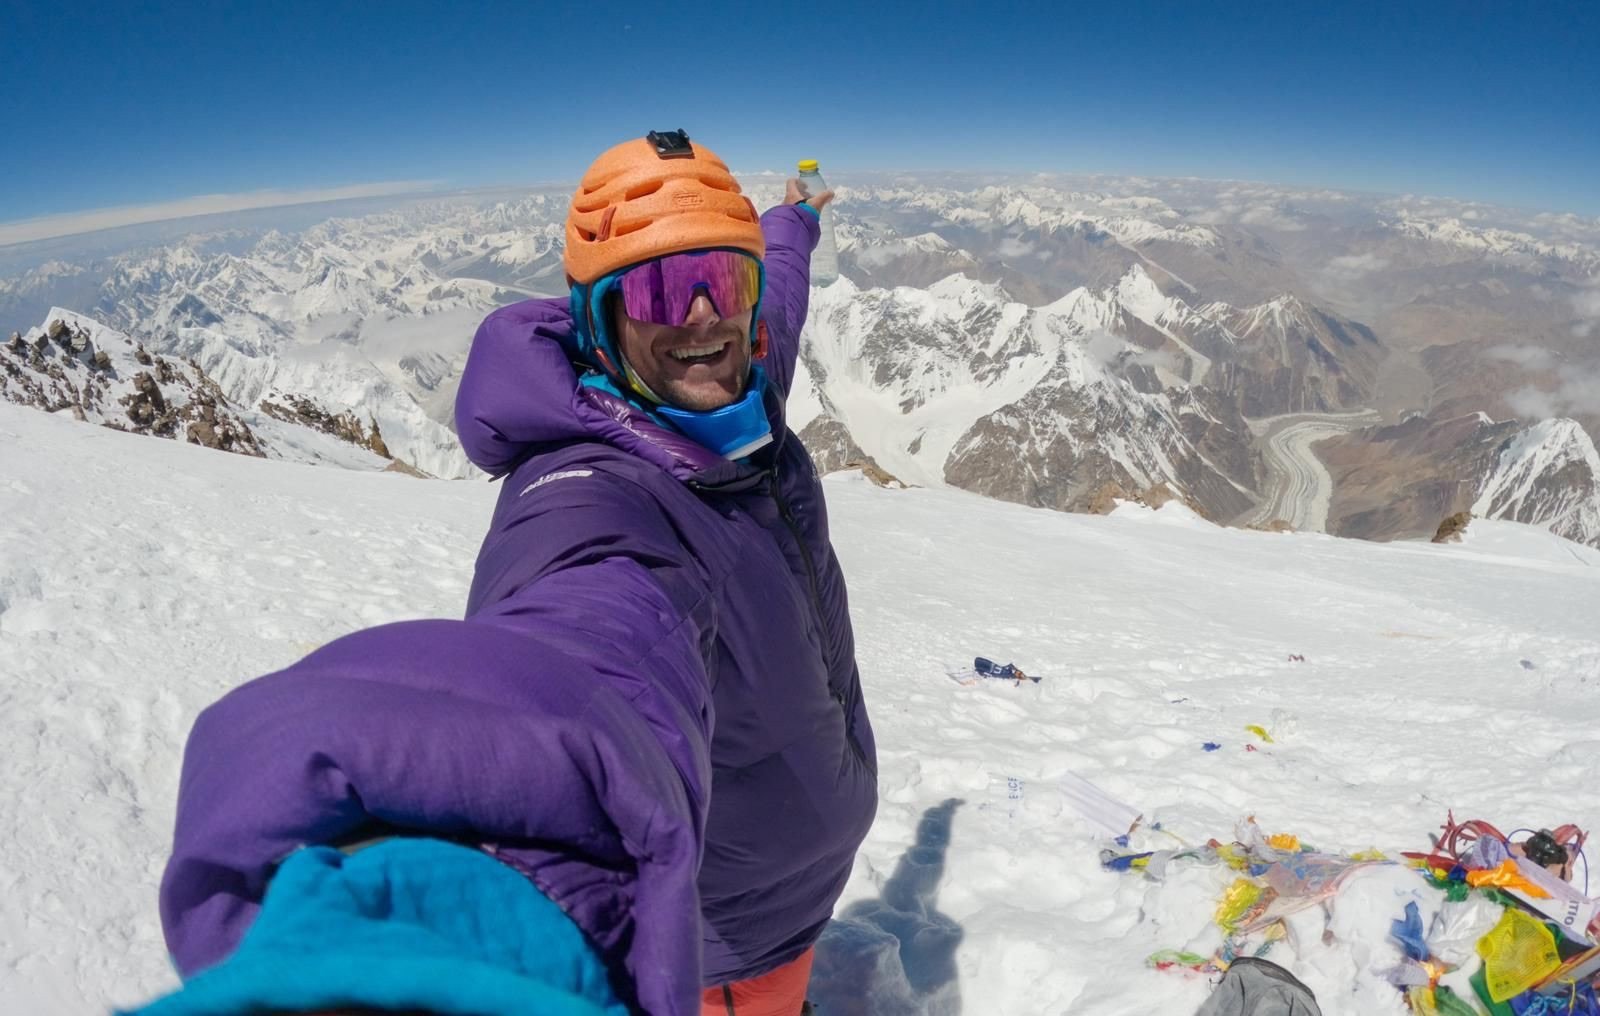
[785, 178, 835, 211]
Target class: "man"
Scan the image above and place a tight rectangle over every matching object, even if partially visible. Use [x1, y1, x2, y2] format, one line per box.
[136, 132, 878, 1016]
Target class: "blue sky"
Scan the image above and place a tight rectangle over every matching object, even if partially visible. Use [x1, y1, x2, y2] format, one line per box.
[2, 0, 1597, 230]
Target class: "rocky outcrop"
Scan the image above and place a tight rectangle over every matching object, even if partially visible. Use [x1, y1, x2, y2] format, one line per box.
[1196, 296, 1386, 418]
[1084, 479, 1213, 519]
[1321, 413, 1511, 541]
[2, 314, 265, 457]
[798, 415, 871, 474]
[942, 374, 1251, 521]
[382, 458, 431, 478]
[1086, 481, 1132, 515]
[1432, 511, 1471, 543]
[259, 394, 388, 457]
[1322, 412, 1600, 546]
[798, 415, 906, 487]
[847, 460, 908, 488]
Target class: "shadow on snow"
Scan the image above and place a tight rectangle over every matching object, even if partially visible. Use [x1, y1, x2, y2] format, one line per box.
[810, 798, 965, 1016]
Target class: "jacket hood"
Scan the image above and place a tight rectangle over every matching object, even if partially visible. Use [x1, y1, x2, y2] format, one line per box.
[454, 296, 775, 486]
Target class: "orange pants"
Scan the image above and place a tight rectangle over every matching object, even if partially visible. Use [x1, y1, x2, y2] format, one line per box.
[701, 947, 814, 1016]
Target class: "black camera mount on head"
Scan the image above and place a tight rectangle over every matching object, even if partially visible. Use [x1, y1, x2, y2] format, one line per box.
[647, 129, 693, 159]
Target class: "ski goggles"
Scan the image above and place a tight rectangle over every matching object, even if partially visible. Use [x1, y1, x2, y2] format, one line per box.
[600, 248, 764, 328]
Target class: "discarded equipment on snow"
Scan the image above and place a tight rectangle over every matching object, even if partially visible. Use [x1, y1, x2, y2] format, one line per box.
[1115, 811, 1600, 1015]
[972, 656, 1039, 684]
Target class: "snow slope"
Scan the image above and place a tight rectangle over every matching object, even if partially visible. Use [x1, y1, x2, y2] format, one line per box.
[3, 402, 1600, 1015]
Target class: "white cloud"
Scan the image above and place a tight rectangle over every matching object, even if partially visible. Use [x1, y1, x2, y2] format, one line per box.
[1084, 330, 1181, 376]
[1188, 194, 1307, 232]
[1508, 366, 1600, 418]
[996, 236, 1036, 258]
[1324, 252, 1390, 278]
[1575, 283, 1600, 338]
[1131, 346, 1183, 376]
[0, 181, 440, 247]
[1558, 370, 1600, 414]
[1507, 385, 1562, 419]
[1085, 331, 1125, 366]
[1187, 204, 1237, 226]
[1485, 344, 1556, 370]
[1237, 204, 1307, 231]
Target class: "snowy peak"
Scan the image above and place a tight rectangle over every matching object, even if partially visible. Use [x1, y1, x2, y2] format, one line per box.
[1317, 410, 1600, 549]
[924, 272, 1011, 305]
[1391, 217, 1600, 269]
[838, 183, 1221, 251]
[798, 255, 1404, 532]
[1472, 417, 1600, 545]
[797, 267, 1260, 521]
[3, 308, 265, 456]
[1207, 294, 1326, 340]
[0, 309, 416, 472]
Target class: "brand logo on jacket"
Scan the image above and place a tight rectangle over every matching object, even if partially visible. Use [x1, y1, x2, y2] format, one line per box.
[519, 469, 595, 497]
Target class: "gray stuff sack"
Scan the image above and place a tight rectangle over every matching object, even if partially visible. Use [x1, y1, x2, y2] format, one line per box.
[1194, 957, 1322, 1016]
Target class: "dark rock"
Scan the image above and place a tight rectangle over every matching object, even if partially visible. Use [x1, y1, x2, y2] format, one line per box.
[186, 419, 220, 449]
[1432, 511, 1472, 544]
[797, 415, 870, 474]
[1086, 481, 1132, 515]
[843, 460, 907, 489]
[260, 394, 387, 454]
[368, 419, 390, 459]
[1249, 519, 1295, 533]
[133, 372, 167, 413]
[382, 458, 430, 478]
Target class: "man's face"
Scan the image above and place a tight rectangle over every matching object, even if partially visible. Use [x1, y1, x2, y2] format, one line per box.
[612, 291, 752, 411]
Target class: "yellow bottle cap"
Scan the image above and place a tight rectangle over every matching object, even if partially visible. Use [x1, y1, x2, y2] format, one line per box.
[797, 159, 819, 172]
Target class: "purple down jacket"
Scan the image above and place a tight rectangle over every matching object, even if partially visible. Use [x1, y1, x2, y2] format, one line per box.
[157, 203, 878, 1015]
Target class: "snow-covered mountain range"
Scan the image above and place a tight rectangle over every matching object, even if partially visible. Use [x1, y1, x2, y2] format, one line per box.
[3, 173, 1597, 544]
[7, 399, 1600, 1016]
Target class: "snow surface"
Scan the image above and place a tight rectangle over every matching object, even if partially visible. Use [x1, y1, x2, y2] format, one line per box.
[4, 402, 1600, 1015]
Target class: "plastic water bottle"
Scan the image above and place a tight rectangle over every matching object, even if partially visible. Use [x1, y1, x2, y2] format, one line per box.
[796, 159, 838, 286]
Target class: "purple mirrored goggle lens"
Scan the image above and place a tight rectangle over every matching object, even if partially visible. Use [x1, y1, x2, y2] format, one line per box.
[615, 250, 762, 327]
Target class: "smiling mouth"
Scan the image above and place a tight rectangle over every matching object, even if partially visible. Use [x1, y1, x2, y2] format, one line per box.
[667, 340, 730, 366]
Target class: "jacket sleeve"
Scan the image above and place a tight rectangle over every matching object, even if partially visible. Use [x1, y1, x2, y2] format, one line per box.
[159, 469, 717, 1016]
[754, 204, 820, 398]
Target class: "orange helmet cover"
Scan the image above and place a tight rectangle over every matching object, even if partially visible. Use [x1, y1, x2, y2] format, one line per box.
[564, 137, 765, 285]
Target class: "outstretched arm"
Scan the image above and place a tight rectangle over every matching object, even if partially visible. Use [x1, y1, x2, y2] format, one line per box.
[159, 470, 717, 1016]
[754, 183, 832, 397]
